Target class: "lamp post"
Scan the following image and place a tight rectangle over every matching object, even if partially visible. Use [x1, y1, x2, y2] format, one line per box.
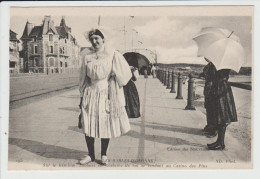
[176, 72, 183, 99]
[46, 59, 49, 75]
[132, 29, 138, 52]
[98, 16, 101, 26]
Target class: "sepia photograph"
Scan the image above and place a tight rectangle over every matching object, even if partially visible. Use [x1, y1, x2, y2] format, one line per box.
[0, 2, 258, 178]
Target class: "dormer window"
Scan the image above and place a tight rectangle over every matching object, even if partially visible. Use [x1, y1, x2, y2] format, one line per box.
[49, 34, 53, 41]
[34, 37, 37, 42]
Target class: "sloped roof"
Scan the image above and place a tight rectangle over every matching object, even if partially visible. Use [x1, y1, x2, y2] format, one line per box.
[55, 26, 67, 38]
[29, 26, 43, 37]
[21, 21, 31, 40]
[10, 54, 19, 62]
[10, 30, 19, 41]
[60, 17, 71, 33]
[21, 16, 74, 41]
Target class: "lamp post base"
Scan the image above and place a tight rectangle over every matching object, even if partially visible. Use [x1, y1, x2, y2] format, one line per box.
[176, 96, 183, 99]
[185, 106, 196, 110]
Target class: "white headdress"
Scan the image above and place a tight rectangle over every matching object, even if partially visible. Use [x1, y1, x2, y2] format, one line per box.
[83, 26, 110, 42]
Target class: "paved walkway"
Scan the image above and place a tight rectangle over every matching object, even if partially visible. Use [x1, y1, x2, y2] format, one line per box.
[8, 76, 251, 170]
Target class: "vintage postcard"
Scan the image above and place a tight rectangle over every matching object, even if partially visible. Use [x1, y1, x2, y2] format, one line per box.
[1, 2, 256, 175]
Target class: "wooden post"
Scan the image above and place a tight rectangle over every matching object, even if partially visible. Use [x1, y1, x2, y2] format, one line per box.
[176, 72, 183, 99]
[163, 70, 167, 86]
[170, 70, 176, 93]
[166, 69, 168, 86]
[167, 69, 171, 89]
[185, 74, 196, 110]
[160, 70, 162, 83]
[157, 69, 160, 81]
[160, 70, 163, 83]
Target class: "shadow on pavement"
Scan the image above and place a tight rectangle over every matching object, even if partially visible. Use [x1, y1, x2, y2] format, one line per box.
[147, 96, 176, 99]
[130, 121, 204, 136]
[144, 105, 185, 110]
[193, 100, 205, 107]
[9, 138, 87, 160]
[68, 126, 83, 134]
[59, 95, 79, 99]
[126, 130, 205, 148]
[58, 107, 80, 112]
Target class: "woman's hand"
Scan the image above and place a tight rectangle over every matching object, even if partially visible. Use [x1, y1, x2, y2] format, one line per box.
[198, 73, 205, 79]
[108, 73, 116, 81]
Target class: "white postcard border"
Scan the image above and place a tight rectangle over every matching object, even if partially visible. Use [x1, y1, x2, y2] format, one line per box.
[1, 1, 260, 179]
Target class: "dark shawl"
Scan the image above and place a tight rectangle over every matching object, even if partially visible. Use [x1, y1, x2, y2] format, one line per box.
[201, 62, 238, 125]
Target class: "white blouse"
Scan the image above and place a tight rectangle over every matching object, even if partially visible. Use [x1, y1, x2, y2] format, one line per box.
[79, 47, 132, 106]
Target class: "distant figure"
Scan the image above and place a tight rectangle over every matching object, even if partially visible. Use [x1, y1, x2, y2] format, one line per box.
[147, 64, 152, 75]
[144, 67, 148, 78]
[123, 66, 141, 118]
[151, 65, 156, 78]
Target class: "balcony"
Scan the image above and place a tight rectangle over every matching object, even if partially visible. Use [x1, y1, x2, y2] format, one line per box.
[30, 54, 40, 57]
[46, 54, 58, 57]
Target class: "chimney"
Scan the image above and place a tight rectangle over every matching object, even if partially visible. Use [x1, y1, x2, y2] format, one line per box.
[60, 16, 66, 27]
[44, 15, 51, 21]
[42, 15, 58, 35]
[27, 22, 34, 36]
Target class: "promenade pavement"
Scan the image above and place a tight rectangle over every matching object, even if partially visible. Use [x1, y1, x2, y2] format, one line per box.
[8, 76, 251, 170]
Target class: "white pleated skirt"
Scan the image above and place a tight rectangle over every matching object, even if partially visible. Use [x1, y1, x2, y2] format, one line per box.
[81, 81, 131, 138]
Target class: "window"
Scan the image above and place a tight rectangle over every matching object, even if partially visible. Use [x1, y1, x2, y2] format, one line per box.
[49, 34, 53, 41]
[50, 46, 53, 54]
[65, 62, 68, 68]
[65, 39, 67, 44]
[34, 37, 37, 42]
[60, 61, 63, 67]
[10, 62, 15, 68]
[60, 47, 65, 54]
[35, 57, 40, 66]
[34, 46, 38, 54]
[49, 58, 55, 67]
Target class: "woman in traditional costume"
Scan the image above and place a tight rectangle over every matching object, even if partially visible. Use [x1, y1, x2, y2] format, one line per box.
[202, 58, 238, 150]
[200, 62, 218, 137]
[123, 66, 141, 118]
[79, 27, 132, 165]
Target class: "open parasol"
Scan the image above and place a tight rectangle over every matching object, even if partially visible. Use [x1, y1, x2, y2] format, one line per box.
[193, 27, 246, 73]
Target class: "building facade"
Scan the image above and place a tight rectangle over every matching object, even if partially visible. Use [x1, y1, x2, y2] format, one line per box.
[20, 16, 80, 74]
[9, 30, 20, 73]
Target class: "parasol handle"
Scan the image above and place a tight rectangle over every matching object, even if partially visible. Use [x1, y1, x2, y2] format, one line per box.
[228, 31, 234, 38]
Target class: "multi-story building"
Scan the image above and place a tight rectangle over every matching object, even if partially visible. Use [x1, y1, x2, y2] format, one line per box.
[9, 30, 20, 73]
[20, 16, 80, 74]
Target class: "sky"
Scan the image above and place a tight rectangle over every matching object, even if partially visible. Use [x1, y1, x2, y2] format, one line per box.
[10, 15, 252, 66]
